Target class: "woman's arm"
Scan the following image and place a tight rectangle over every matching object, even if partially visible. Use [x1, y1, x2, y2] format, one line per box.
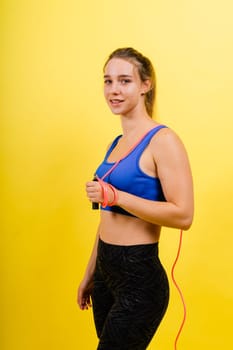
[82, 229, 99, 278]
[86, 128, 194, 230]
[117, 128, 194, 230]
[77, 227, 100, 310]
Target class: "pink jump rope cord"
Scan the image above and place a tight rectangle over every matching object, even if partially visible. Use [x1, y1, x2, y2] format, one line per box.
[171, 230, 186, 350]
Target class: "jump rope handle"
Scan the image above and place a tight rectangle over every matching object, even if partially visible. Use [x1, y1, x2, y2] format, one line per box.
[92, 177, 99, 210]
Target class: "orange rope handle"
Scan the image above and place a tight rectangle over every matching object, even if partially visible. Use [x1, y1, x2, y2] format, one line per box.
[171, 230, 187, 350]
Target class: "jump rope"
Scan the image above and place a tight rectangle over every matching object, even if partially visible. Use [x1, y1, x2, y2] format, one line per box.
[92, 130, 186, 350]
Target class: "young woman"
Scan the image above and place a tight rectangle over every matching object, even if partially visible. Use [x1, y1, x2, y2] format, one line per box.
[77, 47, 194, 350]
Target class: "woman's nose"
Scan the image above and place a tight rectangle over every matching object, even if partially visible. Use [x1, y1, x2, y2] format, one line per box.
[109, 81, 120, 94]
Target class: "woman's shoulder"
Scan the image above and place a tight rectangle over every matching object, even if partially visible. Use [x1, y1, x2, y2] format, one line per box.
[151, 125, 182, 143]
[150, 125, 187, 157]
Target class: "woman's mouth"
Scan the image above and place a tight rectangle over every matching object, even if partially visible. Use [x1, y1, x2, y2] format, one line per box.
[110, 99, 124, 106]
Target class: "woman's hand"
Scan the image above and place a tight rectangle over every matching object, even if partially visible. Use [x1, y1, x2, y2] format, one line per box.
[77, 277, 94, 310]
[86, 180, 103, 204]
[86, 180, 115, 205]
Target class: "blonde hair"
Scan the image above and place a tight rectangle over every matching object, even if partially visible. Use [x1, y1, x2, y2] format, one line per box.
[104, 47, 156, 117]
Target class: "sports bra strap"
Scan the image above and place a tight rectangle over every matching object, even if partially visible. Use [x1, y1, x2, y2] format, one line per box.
[104, 135, 122, 161]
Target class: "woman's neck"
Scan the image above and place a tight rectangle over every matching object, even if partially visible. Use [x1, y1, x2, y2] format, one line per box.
[120, 113, 157, 139]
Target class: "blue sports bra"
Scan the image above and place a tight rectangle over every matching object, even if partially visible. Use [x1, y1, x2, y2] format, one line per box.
[95, 125, 167, 217]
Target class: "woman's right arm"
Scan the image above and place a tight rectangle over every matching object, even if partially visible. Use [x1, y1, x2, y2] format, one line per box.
[77, 227, 100, 310]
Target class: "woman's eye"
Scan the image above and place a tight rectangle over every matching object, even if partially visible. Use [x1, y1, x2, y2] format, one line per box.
[121, 79, 131, 84]
[104, 79, 112, 85]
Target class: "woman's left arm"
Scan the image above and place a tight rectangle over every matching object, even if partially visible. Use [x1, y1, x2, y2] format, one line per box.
[117, 128, 194, 230]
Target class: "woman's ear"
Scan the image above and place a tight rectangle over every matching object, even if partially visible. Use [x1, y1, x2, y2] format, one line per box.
[141, 79, 152, 95]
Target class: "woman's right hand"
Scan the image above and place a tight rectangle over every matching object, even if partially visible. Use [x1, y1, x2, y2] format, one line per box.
[86, 180, 103, 204]
[77, 277, 94, 310]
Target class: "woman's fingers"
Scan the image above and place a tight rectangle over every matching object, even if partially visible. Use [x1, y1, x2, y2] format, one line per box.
[78, 279, 94, 310]
[78, 289, 90, 310]
[86, 181, 102, 202]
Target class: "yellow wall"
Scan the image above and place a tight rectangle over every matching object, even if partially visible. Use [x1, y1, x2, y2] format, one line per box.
[1, 1, 233, 349]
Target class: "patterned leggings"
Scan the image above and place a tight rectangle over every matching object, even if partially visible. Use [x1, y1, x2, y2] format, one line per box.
[92, 238, 169, 350]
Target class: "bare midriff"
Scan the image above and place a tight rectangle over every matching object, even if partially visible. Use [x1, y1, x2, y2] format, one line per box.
[99, 210, 161, 246]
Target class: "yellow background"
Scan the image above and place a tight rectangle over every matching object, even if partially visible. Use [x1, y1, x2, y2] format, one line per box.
[1, 0, 233, 349]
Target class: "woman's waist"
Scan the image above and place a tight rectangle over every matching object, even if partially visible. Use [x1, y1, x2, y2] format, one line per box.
[97, 237, 159, 262]
[99, 211, 161, 245]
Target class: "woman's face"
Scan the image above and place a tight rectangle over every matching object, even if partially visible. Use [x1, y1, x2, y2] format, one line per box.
[103, 58, 147, 116]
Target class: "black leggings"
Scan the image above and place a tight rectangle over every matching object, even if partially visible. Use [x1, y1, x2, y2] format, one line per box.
[92, 239, 169, 350]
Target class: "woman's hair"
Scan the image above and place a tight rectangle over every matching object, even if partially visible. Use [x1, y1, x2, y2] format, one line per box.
[104, 47, 156, 117]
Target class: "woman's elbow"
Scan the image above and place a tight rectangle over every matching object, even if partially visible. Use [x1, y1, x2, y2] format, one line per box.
[180, 211, 194, 230]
